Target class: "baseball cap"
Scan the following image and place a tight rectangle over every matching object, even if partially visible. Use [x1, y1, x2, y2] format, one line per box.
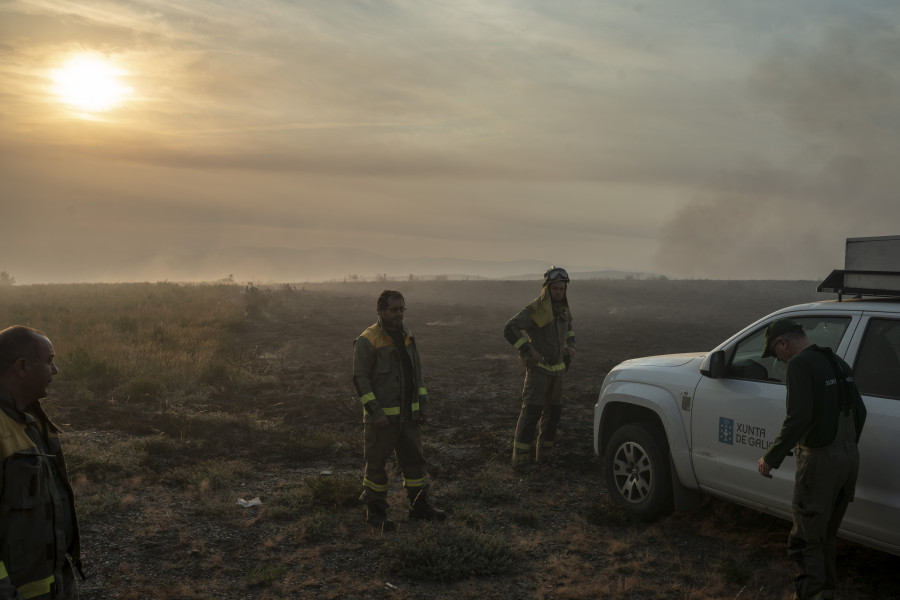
[761, 318, 803, 358]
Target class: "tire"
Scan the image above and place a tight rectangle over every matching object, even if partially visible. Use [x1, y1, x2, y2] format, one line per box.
[604, 422, 673, 520]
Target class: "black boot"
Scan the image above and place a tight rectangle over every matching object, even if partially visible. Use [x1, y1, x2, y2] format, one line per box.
[366, 500, 396, 531]
[408, 490, 447, 521]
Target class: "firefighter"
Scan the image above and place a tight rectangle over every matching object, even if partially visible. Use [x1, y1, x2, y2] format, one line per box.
[0, 326, 82, 599]
[504, 266, 576, 468]
[352, 290, 446, 531]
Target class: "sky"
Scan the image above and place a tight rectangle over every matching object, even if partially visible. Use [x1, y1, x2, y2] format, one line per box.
[1, 0, 899, 283]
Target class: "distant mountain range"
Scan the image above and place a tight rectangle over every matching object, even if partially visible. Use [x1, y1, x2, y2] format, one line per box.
[112, 246, 658, 283]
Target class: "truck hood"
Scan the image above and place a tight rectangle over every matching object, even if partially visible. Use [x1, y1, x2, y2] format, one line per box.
[617, 352, 706, 368]
[602, 352, 707, 394]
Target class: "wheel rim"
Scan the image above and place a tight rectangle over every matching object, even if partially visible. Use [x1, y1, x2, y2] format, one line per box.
[611, 440, 654, 503]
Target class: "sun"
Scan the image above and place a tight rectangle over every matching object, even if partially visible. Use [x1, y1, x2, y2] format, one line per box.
[51, 54, 132, 112]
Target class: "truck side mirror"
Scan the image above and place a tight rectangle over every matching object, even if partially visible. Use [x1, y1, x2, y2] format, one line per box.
[701, 350, 727, 379]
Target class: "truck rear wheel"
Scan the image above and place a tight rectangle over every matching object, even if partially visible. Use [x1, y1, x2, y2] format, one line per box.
[604, 422, 673, 520]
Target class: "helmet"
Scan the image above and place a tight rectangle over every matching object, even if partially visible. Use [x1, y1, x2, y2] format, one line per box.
[542, 266, 569, 287]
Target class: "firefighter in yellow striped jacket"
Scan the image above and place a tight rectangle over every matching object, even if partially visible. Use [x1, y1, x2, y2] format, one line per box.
[504, 267, 576, 468]
[353, 290, 445, 531]
[0, 326, 81, 600]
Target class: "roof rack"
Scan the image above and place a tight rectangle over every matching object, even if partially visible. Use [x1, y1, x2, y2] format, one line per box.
[817, 269, 900, 301]
[817, 235, 900, 301]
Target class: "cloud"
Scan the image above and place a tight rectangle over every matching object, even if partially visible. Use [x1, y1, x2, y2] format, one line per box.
[2, 0, 742, 179]
[1, 1, 897, 283]
[656, 21, 900, 279]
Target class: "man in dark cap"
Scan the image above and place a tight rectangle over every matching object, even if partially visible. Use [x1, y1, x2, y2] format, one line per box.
[504, 266, 575, 468]
[757, 318, 866, 600]
[0, 325, 81, 599]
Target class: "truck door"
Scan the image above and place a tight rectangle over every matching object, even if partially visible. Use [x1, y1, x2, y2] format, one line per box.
[840, 315, 900, 552]
[691, 315, 853, 514]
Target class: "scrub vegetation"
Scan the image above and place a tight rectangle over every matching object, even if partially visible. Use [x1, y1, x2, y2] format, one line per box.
[0, 279, 894, 599]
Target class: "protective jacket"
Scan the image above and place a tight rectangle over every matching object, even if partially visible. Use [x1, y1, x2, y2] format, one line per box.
[504, 287, 575, 374]
[353, 318, 427, 423]
[0, 391, 81, 600]
[764, 345, 867, 469]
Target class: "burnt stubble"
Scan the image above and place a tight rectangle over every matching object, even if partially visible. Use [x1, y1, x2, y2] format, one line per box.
[33, 279, 893, 599]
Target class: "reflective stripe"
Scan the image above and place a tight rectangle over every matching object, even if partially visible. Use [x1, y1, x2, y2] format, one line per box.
[513, 336, 528, 349]
[418, 387, 427, 396]
[19, 575, 55, 599]
[403, 477, 426, 488]
[367, 402, 420, 415]
[567, 331, 575, 338]
[359, 392, 375, 404]
[514, 441, 532, 451]
[363, 478, 388, 492]
[0, 561, 7, 580]
[382, 403, 420, 415]
[537, 361, 566, 372]
[538, 440, 554, 448]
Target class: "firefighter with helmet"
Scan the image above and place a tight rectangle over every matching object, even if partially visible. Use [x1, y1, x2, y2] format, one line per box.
[504, 266, 576, 468]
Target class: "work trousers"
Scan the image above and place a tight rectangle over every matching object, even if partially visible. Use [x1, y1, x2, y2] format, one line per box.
[361, 421, 428, 505]
[512, 368, 563, 465]
[788, 411, 860, 600]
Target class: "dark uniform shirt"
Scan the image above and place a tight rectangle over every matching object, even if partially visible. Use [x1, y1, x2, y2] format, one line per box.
[764, 345, 867, 469]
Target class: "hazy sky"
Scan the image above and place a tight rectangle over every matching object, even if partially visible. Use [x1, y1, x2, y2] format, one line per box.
[1, 1, 898, 283]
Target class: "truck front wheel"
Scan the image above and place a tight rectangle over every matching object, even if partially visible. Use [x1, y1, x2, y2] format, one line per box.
[604, 422, 673, 520]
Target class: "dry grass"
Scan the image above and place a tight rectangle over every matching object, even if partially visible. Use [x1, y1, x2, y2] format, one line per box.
[1, 279, 895, 599]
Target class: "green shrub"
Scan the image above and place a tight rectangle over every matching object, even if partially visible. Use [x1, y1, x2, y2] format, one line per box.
[469, 468, 517, 505]
[302, 512, 336, 543]
[162, 459, 253, 491]
[385, 524, 516, 581]
[267, 474, 358, 522]
[200, 358, 241, 387]
[449, 504, 488, 530]
[75, 485, 123, 524]
[244, 565, 287, 587]
[304, 473, 360, 507]
[268, 487, 311, 520]
[283, 428, 346, 461]
[0, 282, 248, 416]
[65, 435, 145, 481]
[120, 378, 164, 400]
[63, 346, 123, 390]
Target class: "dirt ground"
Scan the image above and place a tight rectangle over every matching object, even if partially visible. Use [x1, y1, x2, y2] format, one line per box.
[72, 279, 898, 599]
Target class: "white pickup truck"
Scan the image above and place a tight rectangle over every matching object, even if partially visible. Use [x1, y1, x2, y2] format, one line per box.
[593, 242, 900, 556]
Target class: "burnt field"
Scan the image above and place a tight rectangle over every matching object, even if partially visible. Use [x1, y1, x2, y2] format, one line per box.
[7, 279, 896, 599]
